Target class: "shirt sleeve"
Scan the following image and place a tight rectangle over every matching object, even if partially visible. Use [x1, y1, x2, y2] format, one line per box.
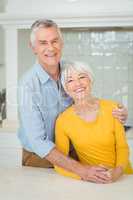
[54, 116, 80, 180]
[114, 117, 129, 170]
[18, 83, 55, 158]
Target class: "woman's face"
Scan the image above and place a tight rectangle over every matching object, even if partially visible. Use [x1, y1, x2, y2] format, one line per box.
[65, 69, 92, 101]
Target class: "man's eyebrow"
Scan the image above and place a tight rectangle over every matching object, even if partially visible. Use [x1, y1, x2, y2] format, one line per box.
[39, 37, 59, 42]
[39, 40, 47, 43]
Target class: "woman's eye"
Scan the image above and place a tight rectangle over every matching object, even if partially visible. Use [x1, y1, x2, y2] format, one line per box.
[53, 40, 58, 44]
[67, 79, 73, 83]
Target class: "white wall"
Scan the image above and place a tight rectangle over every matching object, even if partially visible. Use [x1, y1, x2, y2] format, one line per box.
[0, 26, 5, 90]
[5, 0, 133, 16]
[0, 0, 5, 13]
[18, 29, 35, 79]
[0, 67, 6, 90]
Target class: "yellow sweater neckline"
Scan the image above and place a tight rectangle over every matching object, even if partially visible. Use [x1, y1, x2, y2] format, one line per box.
[69, 99, 102, 124]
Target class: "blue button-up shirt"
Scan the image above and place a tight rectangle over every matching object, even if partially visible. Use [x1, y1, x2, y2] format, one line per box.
[18, 62, 72, 158]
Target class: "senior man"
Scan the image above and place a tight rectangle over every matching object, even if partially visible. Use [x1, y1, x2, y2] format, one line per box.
[18, 19, 127, 182]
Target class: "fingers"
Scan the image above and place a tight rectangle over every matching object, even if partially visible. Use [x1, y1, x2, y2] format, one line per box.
[87, 169, 112, 184]
[112, 106, 128, 124]
[98, 164, 109, 171]
[96, 171, 111, 181]
[112, 103, 127, 114]
[90, 165, 109, 172]
[90, 172, 111, 184]
[112, 108, 126, 116]
[92, 176, 108, 184]
[117, 103, 124, 109]
[112, 113, 126, 123]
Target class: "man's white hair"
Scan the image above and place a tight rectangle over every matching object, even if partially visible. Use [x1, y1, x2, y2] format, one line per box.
[61, 61, 94, 87]
[30, 19, 63, 47]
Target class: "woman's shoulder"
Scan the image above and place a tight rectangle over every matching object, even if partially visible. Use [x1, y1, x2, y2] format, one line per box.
[100, 98, 118, 109]
[56, 106, 73, 122]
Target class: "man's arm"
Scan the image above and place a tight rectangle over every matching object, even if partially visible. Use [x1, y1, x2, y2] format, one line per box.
[18, 83, 109, 183]
[18, 83, 55, 157]
[46, 147, 110, 183]
[48, 116, 110, 183]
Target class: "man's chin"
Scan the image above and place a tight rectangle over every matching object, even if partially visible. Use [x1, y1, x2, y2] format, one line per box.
[44, 61, 59, 67]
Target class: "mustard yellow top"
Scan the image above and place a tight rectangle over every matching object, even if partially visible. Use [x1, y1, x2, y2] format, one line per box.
[54, 99, 133, 179]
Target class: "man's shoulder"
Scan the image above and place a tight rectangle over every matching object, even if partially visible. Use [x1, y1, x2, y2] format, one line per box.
[19, 64, 38, 88]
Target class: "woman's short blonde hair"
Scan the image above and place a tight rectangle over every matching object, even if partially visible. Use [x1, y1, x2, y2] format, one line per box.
[61, 61, 94, 87]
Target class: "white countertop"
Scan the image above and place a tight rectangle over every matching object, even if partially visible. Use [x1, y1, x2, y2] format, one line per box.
[0, 167, 133, 200]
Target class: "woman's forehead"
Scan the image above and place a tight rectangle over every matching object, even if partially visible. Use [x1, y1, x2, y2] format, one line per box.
[66, 68, 88, 76]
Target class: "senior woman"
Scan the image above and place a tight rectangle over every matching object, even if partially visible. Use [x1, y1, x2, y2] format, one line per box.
[54, 61, 133, 183]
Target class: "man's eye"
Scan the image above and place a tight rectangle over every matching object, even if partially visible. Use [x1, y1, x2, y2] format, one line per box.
[79, 76, 86, 79]
[40, 42, 47, 45]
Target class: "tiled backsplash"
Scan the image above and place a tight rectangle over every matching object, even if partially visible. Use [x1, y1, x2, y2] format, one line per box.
[62, 28, 133, 126]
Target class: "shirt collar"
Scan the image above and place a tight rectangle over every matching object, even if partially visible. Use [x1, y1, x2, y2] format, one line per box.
[35, 62, 62, 84]
[35, 63, 52, 84]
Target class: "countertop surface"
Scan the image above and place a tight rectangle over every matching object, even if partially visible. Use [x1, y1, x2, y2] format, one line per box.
[0, 167, 133, 200]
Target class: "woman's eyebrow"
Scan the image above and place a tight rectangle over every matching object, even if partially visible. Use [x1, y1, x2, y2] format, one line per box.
[78, 73, 87, 76]
[67, 76, 73, 79]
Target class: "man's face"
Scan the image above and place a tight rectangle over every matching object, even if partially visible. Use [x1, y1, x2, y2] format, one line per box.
[31, 27, 63, 68]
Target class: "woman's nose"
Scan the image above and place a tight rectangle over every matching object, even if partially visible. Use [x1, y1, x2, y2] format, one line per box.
[75, 79, 81, 86]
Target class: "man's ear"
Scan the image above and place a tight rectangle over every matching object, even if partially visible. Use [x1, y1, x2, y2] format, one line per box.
[61, 40, 64, 49]
[29, 41, 37, 54]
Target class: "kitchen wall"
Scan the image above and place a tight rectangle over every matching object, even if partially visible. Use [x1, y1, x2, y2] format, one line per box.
[18, 29, 35, 79]
[0, 0, 5, 13]
[5, 0, 133, 16]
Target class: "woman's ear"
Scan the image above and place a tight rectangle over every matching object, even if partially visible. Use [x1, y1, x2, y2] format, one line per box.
[63, 84, 67, 92]
[63, 84, 69, 95]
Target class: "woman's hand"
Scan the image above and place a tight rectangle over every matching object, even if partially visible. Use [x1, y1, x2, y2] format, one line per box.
[112, 104, 128, 124]
[104, 166, 124, 183]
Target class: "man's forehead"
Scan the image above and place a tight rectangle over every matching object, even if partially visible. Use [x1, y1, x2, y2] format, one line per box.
[35, 27, 61, 40]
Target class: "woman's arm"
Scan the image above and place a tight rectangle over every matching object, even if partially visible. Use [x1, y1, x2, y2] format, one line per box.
[106, 118, 129, 182]
[54, 117, 81, 179]
[114, 118, 129, 170]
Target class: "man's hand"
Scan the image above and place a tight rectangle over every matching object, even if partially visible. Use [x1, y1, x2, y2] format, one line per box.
[46, 148, 111, 183]
[112, 104, 128, 124]
[78, 165, 111, 184]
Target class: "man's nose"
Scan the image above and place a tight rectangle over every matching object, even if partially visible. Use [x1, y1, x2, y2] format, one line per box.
[47, 42, 54, 50]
